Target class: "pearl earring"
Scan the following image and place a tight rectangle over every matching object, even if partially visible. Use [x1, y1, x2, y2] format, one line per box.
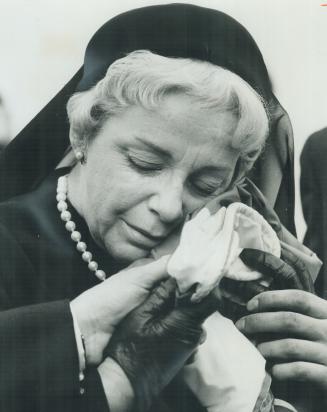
[75, 151, 86, 164]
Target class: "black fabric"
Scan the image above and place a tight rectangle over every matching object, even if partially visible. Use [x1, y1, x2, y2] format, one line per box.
[0, 4, 296, 234]
[0, 300, 78, 412]
[77, 4, 272, 97]
[0, 168, 114, 412]
[301, 127, 327, 298]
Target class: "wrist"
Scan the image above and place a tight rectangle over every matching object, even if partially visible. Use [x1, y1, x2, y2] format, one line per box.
[70, 307, 86, 372]
[70, 297, 112, 365]
[98, 357, 134, 412]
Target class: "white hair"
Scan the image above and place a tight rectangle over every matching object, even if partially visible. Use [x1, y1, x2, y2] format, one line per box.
[67, 50, 269, 174]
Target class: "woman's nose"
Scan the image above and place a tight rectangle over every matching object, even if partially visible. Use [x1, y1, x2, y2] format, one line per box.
[148, 179, 185, 223]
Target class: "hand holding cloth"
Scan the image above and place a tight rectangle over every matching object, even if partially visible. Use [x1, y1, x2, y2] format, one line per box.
[152, 182, 318, 412]
[104, 276, 219, 411]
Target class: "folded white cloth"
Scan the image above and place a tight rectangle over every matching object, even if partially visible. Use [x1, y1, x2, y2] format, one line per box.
[182, 311, 267, 412]
[167, 202, 281, 301]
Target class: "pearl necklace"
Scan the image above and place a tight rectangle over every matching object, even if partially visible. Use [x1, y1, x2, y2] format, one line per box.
[56, 175, 107, 282]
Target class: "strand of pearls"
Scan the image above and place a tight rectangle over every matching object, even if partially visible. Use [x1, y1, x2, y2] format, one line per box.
[56, 175, 107, 282]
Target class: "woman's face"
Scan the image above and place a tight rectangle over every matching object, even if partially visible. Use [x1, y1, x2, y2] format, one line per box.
[74, 94, 240, 263]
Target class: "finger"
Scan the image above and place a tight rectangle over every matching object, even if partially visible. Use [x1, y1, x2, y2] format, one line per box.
[241, 249, 303, 290]
[186, 290, 220, 321]
[235, 311, 325, 341]
[257, 339, 327, 366]
[247, 290, 327, 319]
[123, 255, 170, 289]
[281, 248, 315, 293]
[271, 362, 327, 388]
[220, 277, 267, 303]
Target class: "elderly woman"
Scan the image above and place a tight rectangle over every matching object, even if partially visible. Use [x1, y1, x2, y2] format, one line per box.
[0, 4, 326, 412]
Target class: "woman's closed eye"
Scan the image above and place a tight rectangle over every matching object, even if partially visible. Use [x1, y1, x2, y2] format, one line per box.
[190, 176, 225, 197]
[127, 154, 164, 173]
[126, 152, 227, 196]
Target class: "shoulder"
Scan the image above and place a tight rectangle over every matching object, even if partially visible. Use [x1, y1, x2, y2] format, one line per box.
[0, 168, 85, 307]
[0, 168, 68, 239]
[301, 128, 327, 177]
[301, 127, 327, 159]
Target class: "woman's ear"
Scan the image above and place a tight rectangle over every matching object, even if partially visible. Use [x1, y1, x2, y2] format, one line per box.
[70, 130, 88, 164]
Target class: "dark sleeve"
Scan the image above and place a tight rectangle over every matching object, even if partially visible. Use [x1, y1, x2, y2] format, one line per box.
[0, 223, 110, 412]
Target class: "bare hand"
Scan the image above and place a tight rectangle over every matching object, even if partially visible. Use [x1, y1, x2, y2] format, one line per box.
[98, 357, 134, 412]
[71, 255, 169, 365]
[235, 290, 327, 389]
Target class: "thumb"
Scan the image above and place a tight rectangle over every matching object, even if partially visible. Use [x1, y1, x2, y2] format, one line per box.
[140, 277, 177, 315]
[180, 288, 220, 322]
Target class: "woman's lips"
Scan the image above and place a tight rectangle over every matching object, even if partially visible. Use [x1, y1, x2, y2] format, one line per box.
[121, 219, 167, 247]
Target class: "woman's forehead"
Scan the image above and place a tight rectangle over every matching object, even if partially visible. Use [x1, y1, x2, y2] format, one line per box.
[96, 99, 239, 171]
[126, 134, 236, 169]
[108, 94, 239, 147]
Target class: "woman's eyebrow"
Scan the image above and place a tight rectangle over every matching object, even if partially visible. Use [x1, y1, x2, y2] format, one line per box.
[134, 137, 172, 158]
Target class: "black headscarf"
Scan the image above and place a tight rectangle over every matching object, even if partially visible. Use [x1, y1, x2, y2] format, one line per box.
[0, 3, 296, 234]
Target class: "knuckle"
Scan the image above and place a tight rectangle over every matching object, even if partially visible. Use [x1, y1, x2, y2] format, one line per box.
[283, 340, 299, 358]
[320, 320, 327, 340]
[282, 312, 298, 329]
[242, 315, 255, 331]
[293, 363, 309, 380]
[292, 291, 309, 312]
[256, 291, 274, 307]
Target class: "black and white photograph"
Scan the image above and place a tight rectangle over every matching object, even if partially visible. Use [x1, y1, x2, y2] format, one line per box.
[0, 1, 327, 411]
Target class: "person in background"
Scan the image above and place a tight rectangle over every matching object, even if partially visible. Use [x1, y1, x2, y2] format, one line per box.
[301, 127, 327, 298]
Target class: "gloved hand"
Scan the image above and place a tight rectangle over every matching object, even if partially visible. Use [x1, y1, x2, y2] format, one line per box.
[240, 247, 314, 292]
[218, 247, 314, 322]
[104, 276, 219, 411]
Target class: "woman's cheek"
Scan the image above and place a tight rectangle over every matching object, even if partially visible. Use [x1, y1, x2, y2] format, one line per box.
[113, 172, 153, 207]
[124, 168, 158, 194]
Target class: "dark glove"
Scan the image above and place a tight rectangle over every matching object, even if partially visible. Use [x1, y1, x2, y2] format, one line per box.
[104, 276, 219, 412]
[240, 247, 314, 292]
[218, 247, 314, 322]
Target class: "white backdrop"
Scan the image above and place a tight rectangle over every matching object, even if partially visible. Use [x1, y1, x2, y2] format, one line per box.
[1, 0, 327, 238]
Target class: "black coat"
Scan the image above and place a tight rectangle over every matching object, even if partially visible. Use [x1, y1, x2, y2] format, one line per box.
[0, 168, 117, 412]
[301, 127, 327, 298]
